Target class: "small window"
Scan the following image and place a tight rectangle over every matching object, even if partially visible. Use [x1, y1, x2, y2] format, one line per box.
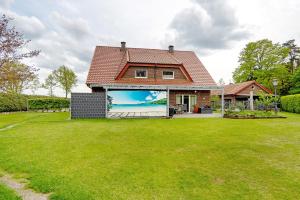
[163, 71, 174, 79]
[135, 70, 147, 78]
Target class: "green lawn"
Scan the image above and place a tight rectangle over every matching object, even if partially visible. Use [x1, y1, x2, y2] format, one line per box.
[0, 183, 21, 200]
[0, 112, 300, 199]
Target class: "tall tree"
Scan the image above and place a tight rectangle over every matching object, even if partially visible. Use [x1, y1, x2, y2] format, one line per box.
[233, 39, 290, 94]
[0, 14, 40, 67]
[289, 68, 300, 94]
[282, 39, 300, 74]
[53, 66, 77, 98]
[42, 73, 57, 96]
[0, 61, 39, 94]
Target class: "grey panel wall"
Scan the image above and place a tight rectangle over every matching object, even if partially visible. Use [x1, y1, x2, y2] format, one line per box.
[71, 92, 106, 118]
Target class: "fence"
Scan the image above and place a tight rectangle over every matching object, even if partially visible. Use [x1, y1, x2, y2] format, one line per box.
[71, 92, 106, 118]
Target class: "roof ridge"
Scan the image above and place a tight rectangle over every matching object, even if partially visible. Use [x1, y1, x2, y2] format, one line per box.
[96, 45, 194, 52]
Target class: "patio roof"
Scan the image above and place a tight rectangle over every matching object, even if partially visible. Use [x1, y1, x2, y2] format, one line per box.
[91, 84, 224, 91]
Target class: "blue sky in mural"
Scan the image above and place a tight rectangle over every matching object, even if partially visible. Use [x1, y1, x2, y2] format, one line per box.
[108, 90, 166, 104]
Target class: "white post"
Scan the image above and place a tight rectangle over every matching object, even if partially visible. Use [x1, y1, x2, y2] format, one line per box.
[166, 88, 169, 117]
[221, 88, 224, 117]
[250, 90, 254, 110]
[105, 88, 108, 118]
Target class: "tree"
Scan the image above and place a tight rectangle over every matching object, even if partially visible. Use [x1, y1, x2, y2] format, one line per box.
[42, 73, 57, 96]
[218, 78, 225, 86]
[283, 39, 300, 74]
[0, 14, 40, 67]
[289, 68, 300, 94]
[233, 39, 290, 95]
[53, 66, 77, 98]
[0, 61, 39, 94]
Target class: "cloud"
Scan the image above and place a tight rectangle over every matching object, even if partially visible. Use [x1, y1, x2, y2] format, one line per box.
[51, 12, 91, 40]
[163, 0, 250, 53]
[145, 95, 153, 101]
[0, 0, 14, 9]
[13, 14, 46, 39]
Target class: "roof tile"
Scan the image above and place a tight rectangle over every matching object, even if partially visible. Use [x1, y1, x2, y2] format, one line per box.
[86, 46, 216, 86]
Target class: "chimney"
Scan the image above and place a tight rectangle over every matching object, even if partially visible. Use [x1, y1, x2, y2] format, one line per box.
[121, 41, 126, 51]
[168, 45, 174, 53]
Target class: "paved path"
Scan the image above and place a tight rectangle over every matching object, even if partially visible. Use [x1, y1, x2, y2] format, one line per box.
[0, 175, 49, 200]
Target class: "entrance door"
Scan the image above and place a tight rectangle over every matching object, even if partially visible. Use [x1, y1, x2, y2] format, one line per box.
[183, 95, 189, 112]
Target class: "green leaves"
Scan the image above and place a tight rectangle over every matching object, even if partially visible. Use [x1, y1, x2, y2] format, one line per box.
[53, 66, 77, 98]
[233, 39, 290, 94]
[281, 94, 300, 113]
[27, 98, 70, 111]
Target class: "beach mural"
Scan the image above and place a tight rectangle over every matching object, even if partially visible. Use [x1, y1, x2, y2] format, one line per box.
[107, 90, 167, 116]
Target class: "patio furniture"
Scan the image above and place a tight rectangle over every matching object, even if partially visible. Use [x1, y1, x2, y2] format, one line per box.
[201, 106, 213, 114]
[169, 108, 175, 117]
[182, 104, 188, 112]
[176, 104, 184, 114]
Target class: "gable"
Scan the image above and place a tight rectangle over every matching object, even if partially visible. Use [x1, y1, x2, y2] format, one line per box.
[236, 84, 269, 96]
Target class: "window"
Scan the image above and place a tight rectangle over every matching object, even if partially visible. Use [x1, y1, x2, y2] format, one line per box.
[135, 70, 147, 78]
[176, 95, 182, 104]
[162, 71, 174, 79]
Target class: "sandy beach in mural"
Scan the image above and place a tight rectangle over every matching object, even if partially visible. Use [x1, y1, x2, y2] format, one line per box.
[107, 90, 167, 117]
[110, 104, 166, 112]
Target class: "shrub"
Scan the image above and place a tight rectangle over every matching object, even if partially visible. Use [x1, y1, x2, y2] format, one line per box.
[0, 93, 28, 112]
[28, 98, 70, 111]
[281, 94, 300, 113]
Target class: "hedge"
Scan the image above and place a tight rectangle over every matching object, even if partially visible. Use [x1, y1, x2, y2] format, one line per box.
[281, 94, 300, 113]
[27, 98, 70, 111]
[0, 93, 28, 112]
[0, 93, 70, 112]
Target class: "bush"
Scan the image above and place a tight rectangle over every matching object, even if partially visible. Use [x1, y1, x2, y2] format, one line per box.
[281, 94, 300, 113]
[28, 98, 70, 111]
[0, 93, 28, 112]
[0, 93, 70, 112]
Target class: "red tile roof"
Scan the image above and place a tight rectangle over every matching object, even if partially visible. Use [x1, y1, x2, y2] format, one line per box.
[211, 80, 273, 95]
[86, 46, 216, 86]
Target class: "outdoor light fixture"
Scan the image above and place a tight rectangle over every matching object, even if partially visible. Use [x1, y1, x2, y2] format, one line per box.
[272, 79, 278, 87]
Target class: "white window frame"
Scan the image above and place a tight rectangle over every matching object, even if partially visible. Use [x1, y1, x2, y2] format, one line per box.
[135, 69, 148, 78]
[162, 71, 174, 79]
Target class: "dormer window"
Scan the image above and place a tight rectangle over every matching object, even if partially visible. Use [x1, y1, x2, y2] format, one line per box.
[135, 69, 147, 78]
[162, 71, 174, 79]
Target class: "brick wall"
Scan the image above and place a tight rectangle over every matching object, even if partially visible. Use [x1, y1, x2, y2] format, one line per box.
[71, 92, 106, 118]
[122, 66, 187, 80]
[169, 90, 211, 107]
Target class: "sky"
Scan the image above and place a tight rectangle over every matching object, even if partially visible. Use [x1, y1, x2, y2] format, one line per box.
[108, 90, 166, 104]
[1, 0, 300, 97]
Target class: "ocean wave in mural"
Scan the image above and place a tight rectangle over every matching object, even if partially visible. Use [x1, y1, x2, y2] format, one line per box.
[107, 90, 167, 117]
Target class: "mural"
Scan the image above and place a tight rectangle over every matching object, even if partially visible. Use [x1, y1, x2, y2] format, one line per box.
[107, 90, 167, 117]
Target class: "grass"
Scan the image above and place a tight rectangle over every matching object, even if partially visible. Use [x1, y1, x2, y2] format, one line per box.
[0, 184, 21, 200]
[0, 112, 300, 199]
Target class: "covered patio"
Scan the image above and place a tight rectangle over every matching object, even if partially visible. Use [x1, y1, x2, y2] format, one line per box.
[102, 84, 225, 118]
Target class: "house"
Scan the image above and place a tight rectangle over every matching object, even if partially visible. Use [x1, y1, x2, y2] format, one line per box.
[71, 42, 223, 118]
[211, 80, 272, 107]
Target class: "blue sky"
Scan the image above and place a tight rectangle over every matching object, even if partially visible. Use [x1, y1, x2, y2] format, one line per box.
[108, 91, 166, 105]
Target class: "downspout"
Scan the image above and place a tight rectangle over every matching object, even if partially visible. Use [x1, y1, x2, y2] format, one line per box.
[105, 87, 108, 118]
[167, 87, 169, 117]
